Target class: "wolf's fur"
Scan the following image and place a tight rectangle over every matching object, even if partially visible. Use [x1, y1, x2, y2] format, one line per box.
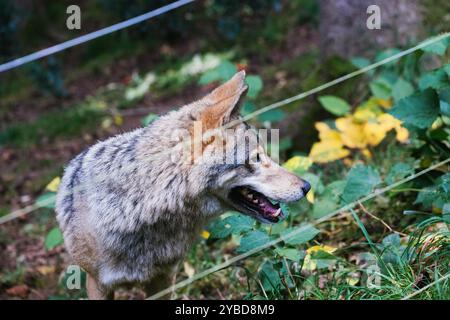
[56, 71, 309, 299]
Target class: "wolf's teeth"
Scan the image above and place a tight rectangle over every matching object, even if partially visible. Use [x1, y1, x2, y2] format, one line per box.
[253, 199, 259, 204]
[274, 208, 281, 217]
[248, 194, 253, 199]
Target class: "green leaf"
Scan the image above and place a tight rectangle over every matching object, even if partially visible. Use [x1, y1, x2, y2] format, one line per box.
[240, 101, 256, 116]
[222, 214, 255, 235]
[259, 261, 282, 292]
[45, 227, 64, 250]
[318, 96, 351, 116]
[281, 224, 319, 245]
[245, 75, 263, 99]
[302, 172, 323, 194]
[312, 197, 338, 219]
[421, 37, 450, 56]
[208, 218, 232, 239]
[350, 57, 370, 69]
[370, 81, 391, 99]
[419, 69, 449, 90]
[278, 137, 292, 152]
[198, 61, 237, 85]
[382, 234, 401, 248]
[444, 64, 450, 77]
[141, 113, 158, 127]
[341, 165, 381, 204]
[392, 78, 415, 102]
[443, 203, 450, 224]
[257, 109, 286, 122]
[386, 163, 414, 185]
[439, 87, 450, 116]
[275, 248, 303, 262]
[375, 48, 402, 67]
[237, 230, 271, 253]
[414, 187, 436, 209]
[36, 192, 56, 209]
[390, 89, 440, 129]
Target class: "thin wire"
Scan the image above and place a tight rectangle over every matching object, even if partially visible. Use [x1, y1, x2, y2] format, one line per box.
[0, 194, 55, 225]
[233, 32, 450, 127]
[147, 158, 450, 299]
[401, 273, 450, 300]
[0, 33, 448, 226]
[0, 0, 195, 73]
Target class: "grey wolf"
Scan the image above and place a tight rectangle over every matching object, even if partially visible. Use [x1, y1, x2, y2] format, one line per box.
[55, 71, 311, 299]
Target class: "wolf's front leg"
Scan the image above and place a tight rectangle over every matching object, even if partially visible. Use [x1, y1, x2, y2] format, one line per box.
[87, 274, 114, 300]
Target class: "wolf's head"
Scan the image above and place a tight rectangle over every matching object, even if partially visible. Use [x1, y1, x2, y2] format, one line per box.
[162, 71, 310, 223]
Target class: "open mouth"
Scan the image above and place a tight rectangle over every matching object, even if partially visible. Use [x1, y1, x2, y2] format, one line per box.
[228, 186, 285, 224]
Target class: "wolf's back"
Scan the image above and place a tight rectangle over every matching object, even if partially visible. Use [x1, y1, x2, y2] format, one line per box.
[55, 128, 146, 234]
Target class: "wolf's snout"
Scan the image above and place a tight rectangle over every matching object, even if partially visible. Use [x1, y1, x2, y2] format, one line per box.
[301, 180, 311, 195]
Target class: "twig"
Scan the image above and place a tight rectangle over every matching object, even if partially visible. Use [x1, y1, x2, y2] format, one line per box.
[402, 273, 450, 300]
[358, 202, 408, 237]
[216, 288, 226, 300]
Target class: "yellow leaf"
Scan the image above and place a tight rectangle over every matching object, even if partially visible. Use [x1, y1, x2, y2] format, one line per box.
[114, 115, 123, 126]
[346, 276, 359, 286]
[101, 117, 112, 129]
[343, 158, 354, 167]
[94, 100, 107, 110]
[378, 113, 409, 143]
[361, 148, 372, 159]
[45, 177, 61, 192]
[307, 245, 337, 254]
[37, 265, 56, 275]
[431, 118, 442, 130]
[395, 126, 409, 143]
[315, 122, 340, 141]
[303, 245, 337, 272]
[309, 141, 350, 163]
[364, 122, 387, 146]
[336, 117, 367, 149]
[376, 98, 392, 109]
[306, 189, 315, 203]
[354, 108, 376, 122]
[200, 230, 210, 239]
[302, 254, 317, 271]
[283, 156, 313, 173]
[377, 113, 399, 131]
[310, 122, 349, 163]
[183, 262, 195, 278]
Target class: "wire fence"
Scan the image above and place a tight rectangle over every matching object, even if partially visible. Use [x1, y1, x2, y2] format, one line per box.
[0, 0, 196, 73]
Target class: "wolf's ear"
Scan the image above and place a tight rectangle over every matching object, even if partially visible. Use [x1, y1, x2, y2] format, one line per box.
[197, 70, 248, 131]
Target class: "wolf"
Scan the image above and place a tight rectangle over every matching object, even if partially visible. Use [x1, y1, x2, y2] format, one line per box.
[55, 71, 311, 299]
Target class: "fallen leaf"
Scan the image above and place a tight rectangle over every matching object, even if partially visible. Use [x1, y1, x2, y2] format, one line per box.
[45, 177, 61, 192]
[37, 265, 56, 275]
[183, 262, 195, 278]
[6, 284, 29, 298]
[200, 230, 210, 239]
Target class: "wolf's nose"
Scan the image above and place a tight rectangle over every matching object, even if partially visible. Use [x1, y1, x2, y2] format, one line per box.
[301, 181, 311, 195]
